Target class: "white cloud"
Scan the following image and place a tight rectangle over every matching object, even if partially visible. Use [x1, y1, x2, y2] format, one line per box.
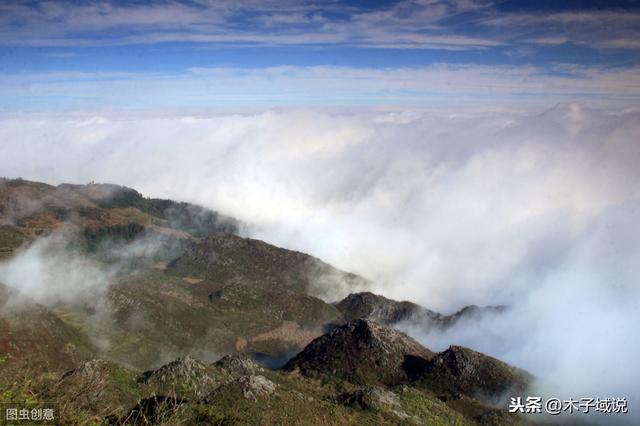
[525, 37, 568, 46]
[0, 231, 112, 306]
[0, 103, 639, 414]
[0, 104, 637, 308]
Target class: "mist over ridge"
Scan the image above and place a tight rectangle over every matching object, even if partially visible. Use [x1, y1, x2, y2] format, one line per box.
[1, 103, 639, 420]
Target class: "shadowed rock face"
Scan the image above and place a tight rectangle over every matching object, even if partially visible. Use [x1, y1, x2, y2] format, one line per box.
[284, 319, 434, 385]
[415, 345, 532, 402]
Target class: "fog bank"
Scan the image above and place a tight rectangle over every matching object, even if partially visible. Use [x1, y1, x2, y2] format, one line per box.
[1, 104, 638, 415]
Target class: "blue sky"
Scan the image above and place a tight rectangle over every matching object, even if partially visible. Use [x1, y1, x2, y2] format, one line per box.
[1, 0, 640, 109]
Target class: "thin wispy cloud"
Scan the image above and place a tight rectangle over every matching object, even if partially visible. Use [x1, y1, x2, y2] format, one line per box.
[2, 64, 639, 110]
[0, 0, 639, 53]
[481, 10, 640, 51]
[0, 0, 486, 49]
[1, 0, 638, 111]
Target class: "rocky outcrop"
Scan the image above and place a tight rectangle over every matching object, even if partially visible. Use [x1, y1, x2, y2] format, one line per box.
[335, 291, 443, 325]
[214, 353, 265, 377]
[284, 319, 434, 385]
[415, 345, 531, 402]
[335, 387, 401, 410]
[138, 355, 223, 399]
[205, 374, 278, 403]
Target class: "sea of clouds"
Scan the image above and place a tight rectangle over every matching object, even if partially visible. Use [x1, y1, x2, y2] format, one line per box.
[0, 103, 638, 419]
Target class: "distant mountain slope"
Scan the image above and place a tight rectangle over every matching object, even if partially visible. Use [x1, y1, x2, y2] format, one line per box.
[58, 182, 240, 237]
[335, 291, 507, 331]
[169, 232, 368, 295]
[0, 178, 237, 242]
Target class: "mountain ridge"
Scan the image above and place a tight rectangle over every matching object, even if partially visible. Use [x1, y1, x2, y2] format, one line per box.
[0, 178, 537, 425]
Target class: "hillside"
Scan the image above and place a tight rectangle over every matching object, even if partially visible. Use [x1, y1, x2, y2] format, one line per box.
[0, 178, 357, 367]
[0, 178, 536, 425]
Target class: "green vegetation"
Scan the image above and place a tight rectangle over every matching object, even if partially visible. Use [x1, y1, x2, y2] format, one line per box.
[0, 179, 536, 425]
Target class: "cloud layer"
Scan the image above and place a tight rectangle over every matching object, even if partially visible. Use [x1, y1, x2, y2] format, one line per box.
[1, 103, 639, 414]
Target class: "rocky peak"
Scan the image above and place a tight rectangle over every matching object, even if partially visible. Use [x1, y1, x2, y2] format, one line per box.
[138, 355, 221, 399]
[416, 345, 531, 401]
[284, 319, 433, 386]
[214, 353, 265, 377]
[61, 358, 112, 381]
[225, 374, 278, 401]
[334, 292, 442, 325]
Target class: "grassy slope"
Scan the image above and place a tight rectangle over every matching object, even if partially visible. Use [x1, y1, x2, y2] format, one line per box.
[0, 179, 536, 425]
